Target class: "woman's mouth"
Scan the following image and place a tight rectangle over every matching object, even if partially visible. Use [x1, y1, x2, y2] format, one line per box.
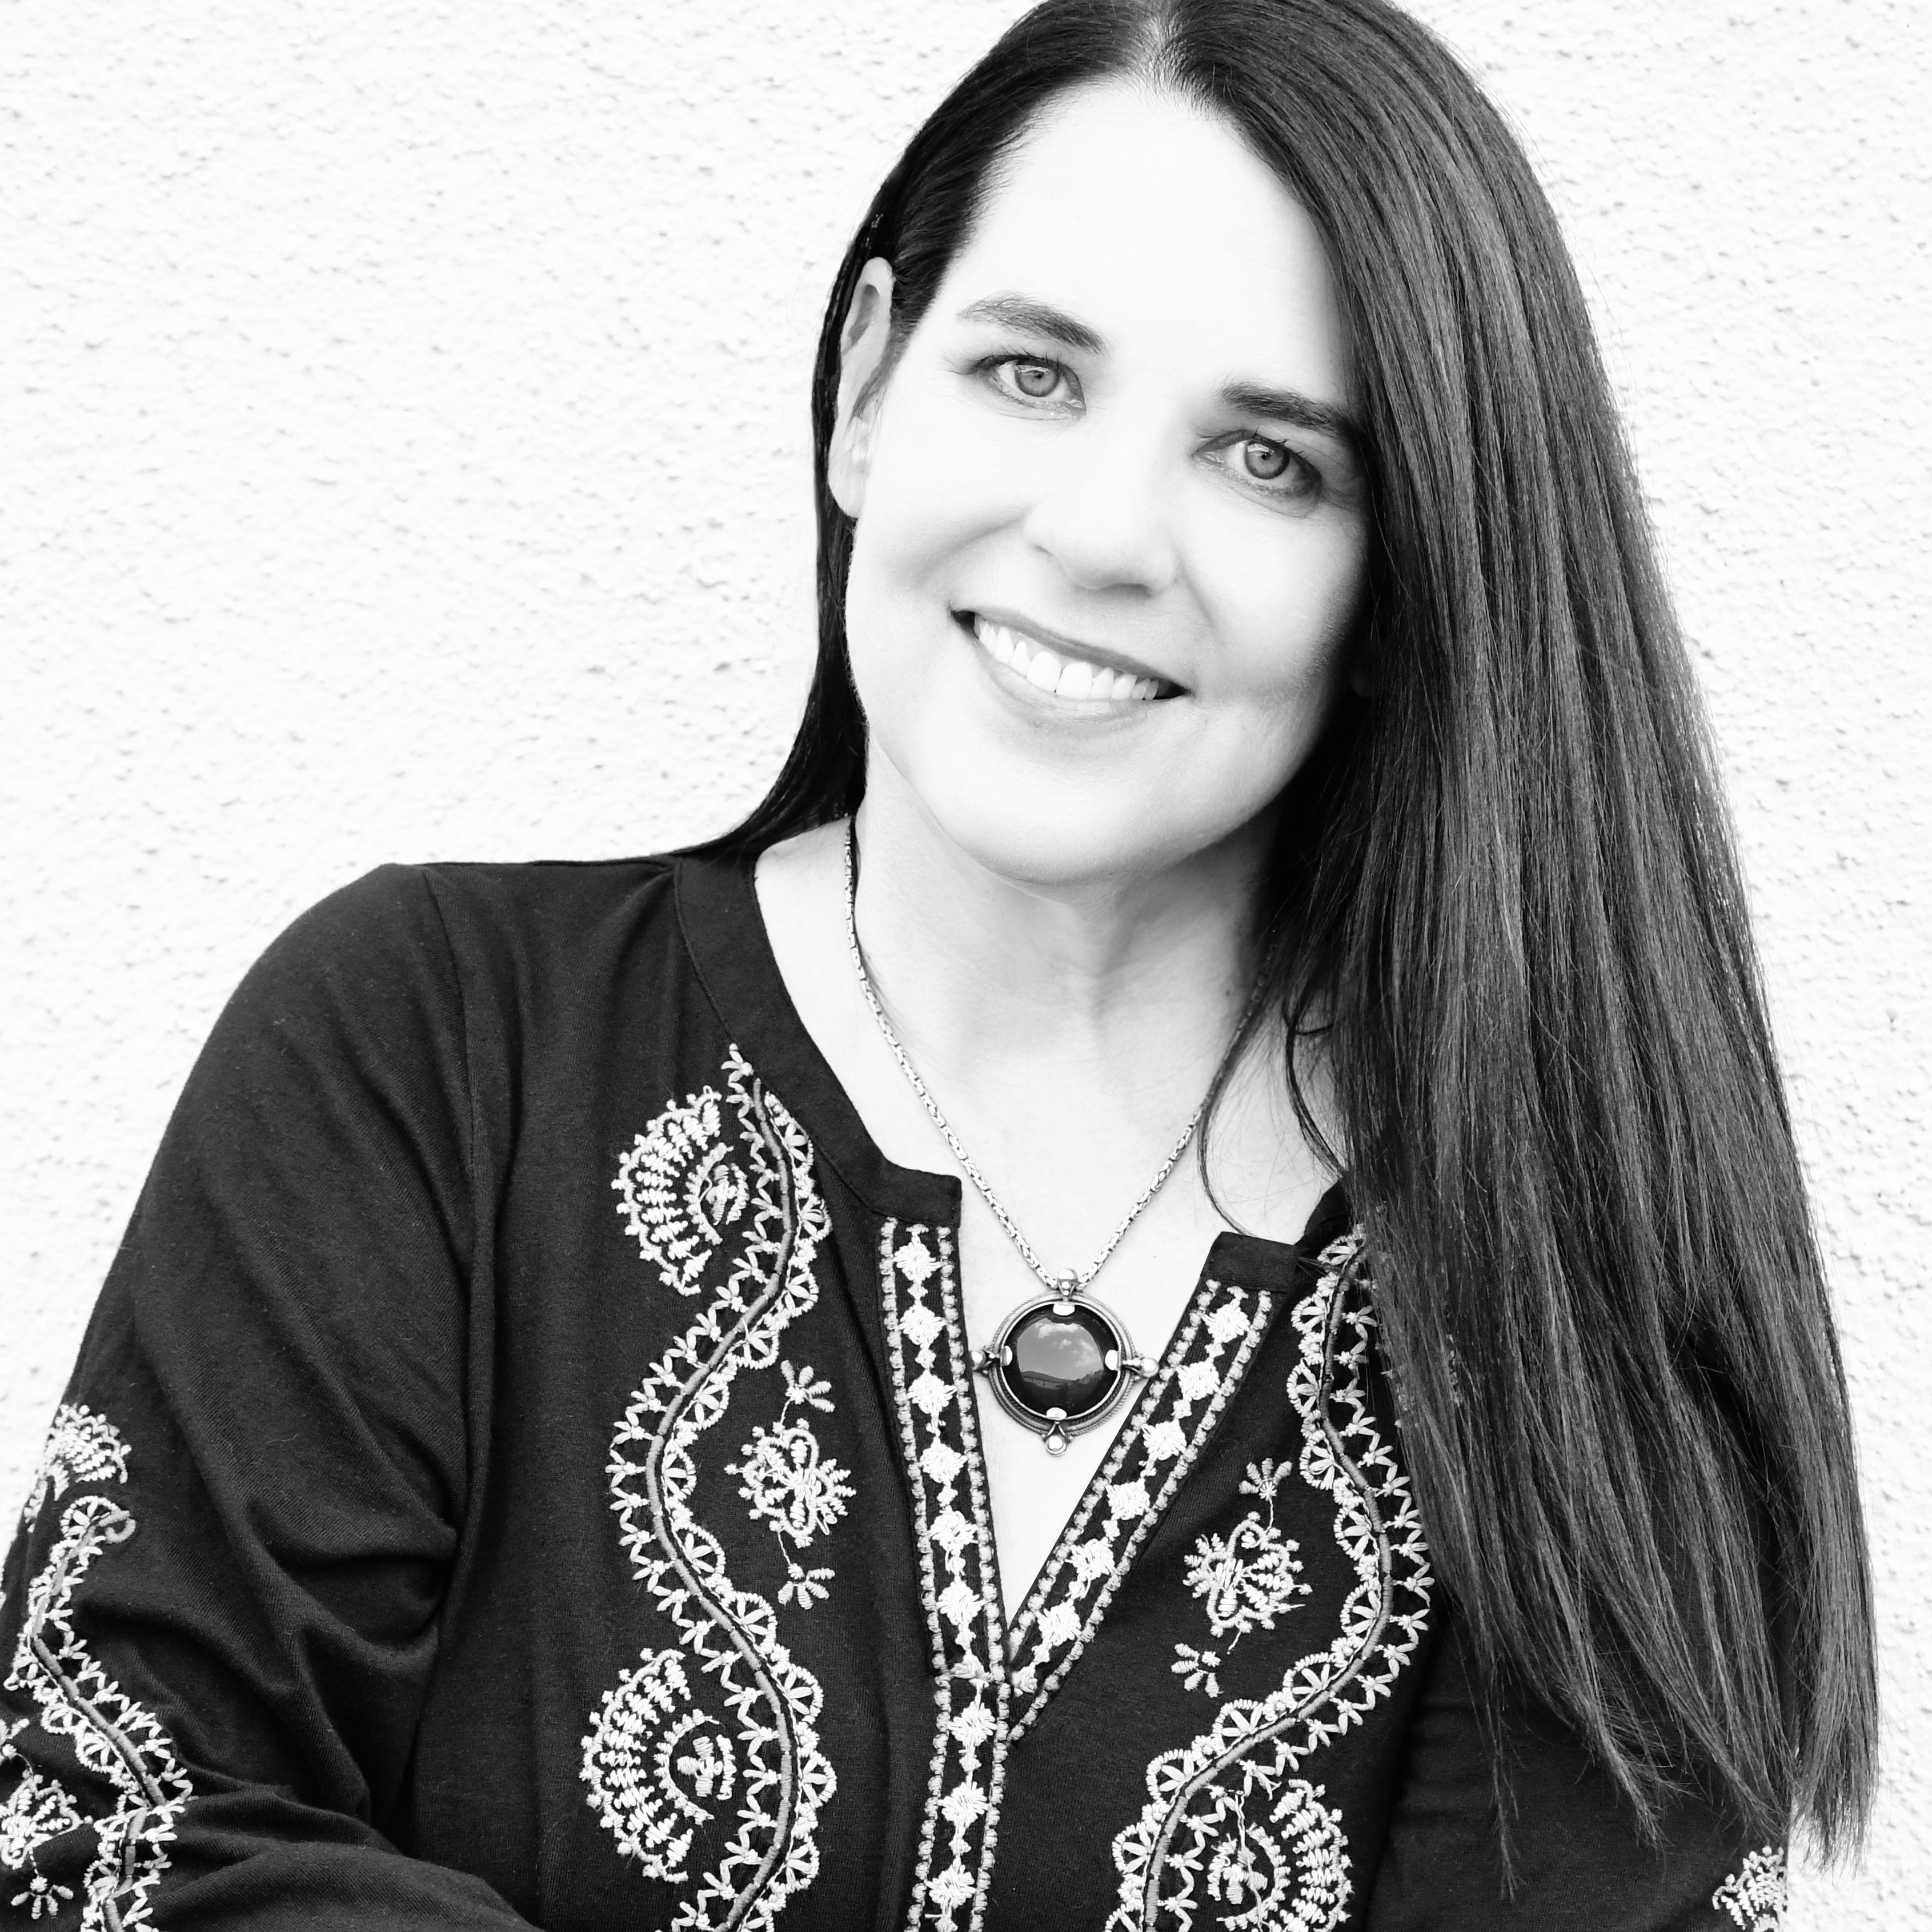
[961, 612, 1179, 704]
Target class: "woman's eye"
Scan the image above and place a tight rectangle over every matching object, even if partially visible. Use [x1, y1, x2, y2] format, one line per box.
[1224, 434, 1321, 501]
[984, 355, 1076, 405]
[1241, 437, 1290, 480]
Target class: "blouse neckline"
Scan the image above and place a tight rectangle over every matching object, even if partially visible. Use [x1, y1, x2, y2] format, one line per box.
[675, 843, 962, 1223]
[671, 844, 1350, 1279]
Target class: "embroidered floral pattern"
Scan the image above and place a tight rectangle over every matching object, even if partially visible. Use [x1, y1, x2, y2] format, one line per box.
[1197, 1779, 1347, 1930]
[3, 1409, 191, 1930]
[879, 1224, 1008, 1932]
[1172, 1645, 1222, 1701]
[0, 1726, 81, 1859]
[19, 1409, 127, 1535]
[1180, 1460, 1310, 1654]
[1, 1721, 82, 1921]
[582, 1652, 736, 1880]
[588, 1049, 837, 1932]
[728, 1360, 854, 1609]
[614, 1085, 753, 1296]
[1713, 1845, 1787, 1930]
[1107, 1229, 1434, 1932]
[1169, 1460, 1313, 1706]
[1004, 1285, 1276, 1737]
[10, 1869, 74, 1922]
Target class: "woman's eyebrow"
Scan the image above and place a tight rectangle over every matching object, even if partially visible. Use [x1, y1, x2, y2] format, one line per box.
[954, 294, 1106, 354]
[1219, 380, 1362, 452]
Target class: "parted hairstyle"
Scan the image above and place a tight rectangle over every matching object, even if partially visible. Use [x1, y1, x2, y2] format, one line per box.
[706, 0, 1877, 1857]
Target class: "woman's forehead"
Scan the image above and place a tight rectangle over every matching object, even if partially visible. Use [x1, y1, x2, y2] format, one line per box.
[931, 81, 1352, 408]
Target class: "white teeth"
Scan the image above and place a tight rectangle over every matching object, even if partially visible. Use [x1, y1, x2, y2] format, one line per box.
[971, 614, 1164, 706]
[1026, 646, 1064, 690]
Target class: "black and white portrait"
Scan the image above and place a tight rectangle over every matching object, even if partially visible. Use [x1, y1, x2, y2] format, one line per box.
[2, 3, 1924, 1926]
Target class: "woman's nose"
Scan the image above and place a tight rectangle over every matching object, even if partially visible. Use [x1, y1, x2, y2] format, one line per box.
[1019, 419, 1180, 596]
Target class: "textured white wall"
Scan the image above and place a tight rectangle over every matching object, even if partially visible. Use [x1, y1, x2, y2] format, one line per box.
[2, 0, 1926, 1919]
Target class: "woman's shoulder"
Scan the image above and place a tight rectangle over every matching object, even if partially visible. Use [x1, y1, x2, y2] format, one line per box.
[287, 851, 682, 953]
[246, 852, 682, 998]
[194, 852, 696, 1110]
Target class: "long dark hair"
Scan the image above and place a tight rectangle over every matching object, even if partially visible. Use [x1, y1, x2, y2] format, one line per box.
[706, 0, 1877, 1854]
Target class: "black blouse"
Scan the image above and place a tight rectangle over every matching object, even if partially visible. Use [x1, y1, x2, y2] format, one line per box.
[0, 854, 1786, 1930]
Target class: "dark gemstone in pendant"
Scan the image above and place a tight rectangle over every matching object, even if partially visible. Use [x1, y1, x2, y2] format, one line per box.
[998, 1300, 1121, 1423]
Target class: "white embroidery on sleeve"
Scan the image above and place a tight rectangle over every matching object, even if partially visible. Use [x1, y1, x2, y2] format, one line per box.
[1, 1721, 83, 1920]
[3, 1409, 191, 1929]
[20, 1409, 129, 1536]
[1713, 1845, 1786, 1929]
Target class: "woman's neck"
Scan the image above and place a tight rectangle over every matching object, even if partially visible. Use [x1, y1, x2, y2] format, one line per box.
[843, 761, 1272, 1123]
[753, 764, 1328, 1256]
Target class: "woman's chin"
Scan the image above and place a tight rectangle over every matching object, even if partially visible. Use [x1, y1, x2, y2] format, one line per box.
[872, 756, 1253, 897]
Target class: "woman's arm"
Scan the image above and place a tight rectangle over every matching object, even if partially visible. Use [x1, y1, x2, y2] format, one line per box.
[0, 868, 534, 1928]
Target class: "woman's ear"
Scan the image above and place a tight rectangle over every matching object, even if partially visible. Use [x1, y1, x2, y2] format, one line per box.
[828, 258, 896, 519]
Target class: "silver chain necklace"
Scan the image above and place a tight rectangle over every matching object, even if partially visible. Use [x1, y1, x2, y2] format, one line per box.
[843, 820, 1242, 1453]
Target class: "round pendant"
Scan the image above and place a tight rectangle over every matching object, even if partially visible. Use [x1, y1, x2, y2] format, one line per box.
[978, 1288, 1147, 1454]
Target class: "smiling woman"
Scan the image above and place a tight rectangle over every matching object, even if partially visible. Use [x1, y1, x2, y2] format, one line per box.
[828, 86, 1370, 891]
[0, 2, 1876, 1930]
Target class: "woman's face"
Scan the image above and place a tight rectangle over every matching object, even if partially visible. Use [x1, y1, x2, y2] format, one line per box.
[832, 82, 1370, 889]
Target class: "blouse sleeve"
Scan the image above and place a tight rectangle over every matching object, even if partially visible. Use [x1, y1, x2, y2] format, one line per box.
[0, 867, 535, 1928]
[1366, 1609, 1789, 1931]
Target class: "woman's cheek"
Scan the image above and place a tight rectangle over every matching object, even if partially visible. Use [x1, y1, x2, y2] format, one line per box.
[1193, 509, 1368, 715]
[860, 381, 1030, 577]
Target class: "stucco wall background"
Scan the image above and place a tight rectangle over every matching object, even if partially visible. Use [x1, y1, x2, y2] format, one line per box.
[2, 0, 1926, 1919]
